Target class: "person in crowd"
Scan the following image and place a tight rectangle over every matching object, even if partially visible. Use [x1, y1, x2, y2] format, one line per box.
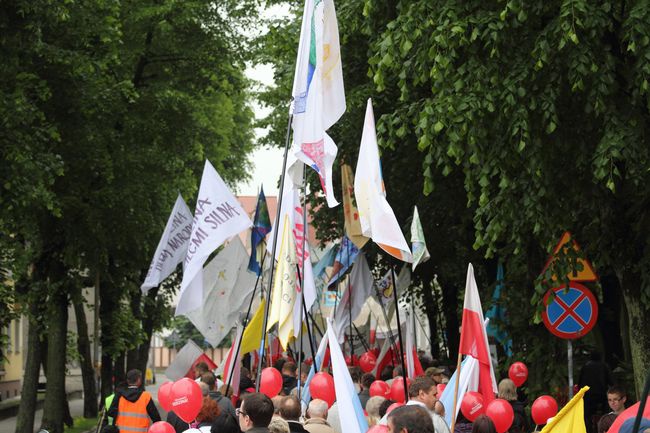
[453, 412, 473, 433]
[350, 366, 363, 393]
[597, 385, 628, 433]
[108, 369, 160, 433]
[367, 396, 387, 426]
[238, 392, 275, 433]
[269, 417, 291, 433]
[281, 362, 298, 396]
[470, 415, 496, 433]
[379, 400, 395, 419]
[425, 368, 445, 386]
[578, 350, 613, 433]
[359, 373, 375, 408]
[202, 372, 238, 430]
[387, 366, 404, 386]
[326, 402, 341, 433]
[381, 366, 395, 382]
[274, 358, 287, 374]
[272, 395, 285, 417]
[241, 367, 255, 393]
[304, 399, 337, 433]
[387, 405, 435, 433]
[195, 362, 211, 382]
[497, 378, 528, 433]
[187, 397, 221, 433]
[279, 396, 309, 433]
[405, 376, 451, 433]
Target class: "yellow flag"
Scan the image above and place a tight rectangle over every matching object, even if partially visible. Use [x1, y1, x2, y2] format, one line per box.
[266, 216, 297, 348]
[240, 299, 265, 355]
[341, 163, 369, 249]
[540, 386, 589, 433]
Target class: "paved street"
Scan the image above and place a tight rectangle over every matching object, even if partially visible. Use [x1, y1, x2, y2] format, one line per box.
[0, 374, 168, 433]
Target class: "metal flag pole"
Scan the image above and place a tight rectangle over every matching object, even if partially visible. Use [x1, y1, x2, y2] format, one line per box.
[390, 265, 408, 403]
[256, 105, 293, 391]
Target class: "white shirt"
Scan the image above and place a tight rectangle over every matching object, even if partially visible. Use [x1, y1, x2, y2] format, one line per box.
[406, 400, 451, 433]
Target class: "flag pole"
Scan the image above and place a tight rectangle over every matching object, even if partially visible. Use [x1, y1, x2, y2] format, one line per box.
[450, 352, 463, 431]
[224, 250, 267, 396]
[295, 172, 309, 400]
[256, 107, 294, 391]
[390, 265, 409, 403]
[374, 286, 400, 366]
[347, 239, 354, 360]
[352, 323, 370, 352]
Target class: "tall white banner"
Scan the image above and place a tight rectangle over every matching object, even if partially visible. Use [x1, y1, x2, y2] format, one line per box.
[141, 194, 193, 293]
[176, 160, 252, 315]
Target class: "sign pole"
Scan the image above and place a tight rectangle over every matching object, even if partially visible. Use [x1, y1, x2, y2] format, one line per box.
[568, 340, 574, 399]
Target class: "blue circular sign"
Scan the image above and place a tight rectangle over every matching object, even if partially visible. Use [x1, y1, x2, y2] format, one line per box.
[542, 283, 598, 339]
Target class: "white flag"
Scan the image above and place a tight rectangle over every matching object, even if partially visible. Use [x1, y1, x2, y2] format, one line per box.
[289, 0, 345, 207]
[185, 237, 256, 347]
[333, 254, 374, 341]
[164, 340, 205, 381]
[176, 160, 252, 315]
[141, 194, 193, 293]
[354, 99, 412, 262]
[410, 206, 430, 271]
[326, 319, 369, 433]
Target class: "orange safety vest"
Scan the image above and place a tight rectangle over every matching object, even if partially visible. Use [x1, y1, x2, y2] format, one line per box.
[115, 391, 153, 433]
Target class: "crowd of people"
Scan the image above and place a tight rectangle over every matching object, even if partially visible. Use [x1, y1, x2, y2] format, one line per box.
[101, 353, 645, 433]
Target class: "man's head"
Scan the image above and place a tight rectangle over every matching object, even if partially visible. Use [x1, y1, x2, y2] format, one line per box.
[239, 392, 274, 431]
[202, 372, 217, 391]
[307, 399, 329, 420]
[393, 366, 403, 378]
[408, 376, 438, 410]
[126, 369, 143, 387]
[424, 367, 445, 385]
[361, 373, 375, 390]
[349, 366, 362, 384]
[195, 361, 210, 379]
[199, 382, 210, 397]
[387, 405, 434, 433]
[279, 396, 302, 421]
[299, 363, 310, 383]
[282, 362, 297, 377]
[607, 385, 627, 414]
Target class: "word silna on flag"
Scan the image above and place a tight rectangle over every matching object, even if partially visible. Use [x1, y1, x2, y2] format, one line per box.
[176, 160, 252, 316]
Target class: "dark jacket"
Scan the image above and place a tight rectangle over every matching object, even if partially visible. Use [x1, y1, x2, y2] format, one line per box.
[107, 386, 160, 424]
[453, 422, 473, 433]
[166, 411, 189, 433]
[208, 390, 240, 433]
[282, 375, 298, 396]
[509, 400, 529, 433]
[358, 389, 370, 410]
[287, 420, 309, 433]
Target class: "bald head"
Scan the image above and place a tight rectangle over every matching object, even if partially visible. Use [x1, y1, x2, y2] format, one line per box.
[307, 399, 328, 419]
[279, 396, 302, 421]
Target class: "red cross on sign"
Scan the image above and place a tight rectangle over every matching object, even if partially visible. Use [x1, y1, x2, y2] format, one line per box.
[542, 283, 599, 339]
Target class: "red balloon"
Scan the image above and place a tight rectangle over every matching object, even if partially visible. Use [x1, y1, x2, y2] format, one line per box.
[369, 380, 391, 399]
[436, 384, 446, 397]
[460, 391, 485, 422]
[149, 421, 176, 433]
[359, 351, 377, 373]
[485, 399, 514, 433]
[371, 347, 380, 357]
[158, 381, 174, 412]
[531, 395, 558, 425]
[170, 378, 202, 423]
[390, 377, 411, 403]
[386, 402, 404, 415]
[309, 372, 336, 407]
[259, 367, 283, 398]
[508, 362, 529, 387]
[345, 354, 359, 366]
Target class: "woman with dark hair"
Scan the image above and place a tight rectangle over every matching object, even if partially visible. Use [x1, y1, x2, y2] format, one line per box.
[471, 415, 496, 433]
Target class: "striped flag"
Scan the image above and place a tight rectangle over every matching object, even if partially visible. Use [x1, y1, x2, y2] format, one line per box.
[327, 319, 369, 433]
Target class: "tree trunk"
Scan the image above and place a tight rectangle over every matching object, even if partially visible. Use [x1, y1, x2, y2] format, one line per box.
[15, 304, 43, 433]
[100, 352, 114, 402]
[40, 287, 69, 433]
[619, 271, 650, 399]
[72, 286, 98, 418]
[440, 281, 460, 364]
